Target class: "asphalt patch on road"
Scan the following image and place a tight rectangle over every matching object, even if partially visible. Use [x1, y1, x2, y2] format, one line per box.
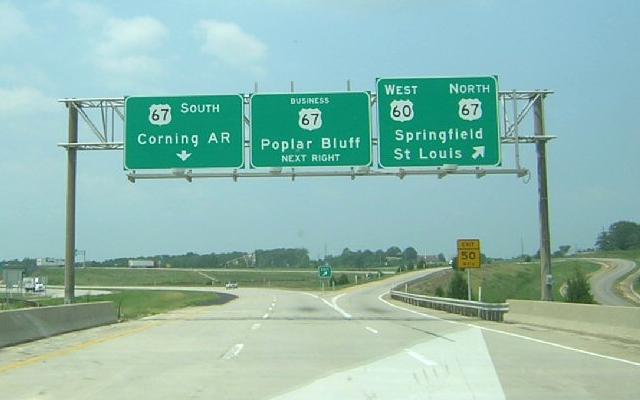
[364, 306, 391, 314]
[401, 324, 456, 342]
[296, 306, 320, 313]
[209, 292, 238, 305]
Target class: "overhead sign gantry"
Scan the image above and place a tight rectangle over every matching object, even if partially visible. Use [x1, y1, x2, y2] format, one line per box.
[58, 77, 556, 305]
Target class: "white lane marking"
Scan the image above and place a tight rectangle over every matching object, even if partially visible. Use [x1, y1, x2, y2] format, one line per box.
[222, 344, 244, 360]
[251, 323, 261, 330]
[262, 313, 269, 319]
[405, 349, 438, 366]
[331, 293, 353, 319]
[365, 326, 378, 334]
[268, 306, 273, 312]
[377, 291, 640, 367]
[468, 324, 640, 367]
[300, 292, 352, 319]
[377, 291, 443, 321]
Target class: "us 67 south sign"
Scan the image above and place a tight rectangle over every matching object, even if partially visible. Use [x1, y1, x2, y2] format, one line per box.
[124, 95, 244, 170]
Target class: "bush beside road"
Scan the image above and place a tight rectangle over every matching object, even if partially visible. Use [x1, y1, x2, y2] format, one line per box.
[408, 260, 599, 303]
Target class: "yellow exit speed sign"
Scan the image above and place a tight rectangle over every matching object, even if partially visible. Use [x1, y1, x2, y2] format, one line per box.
[457, 239, 481, 269]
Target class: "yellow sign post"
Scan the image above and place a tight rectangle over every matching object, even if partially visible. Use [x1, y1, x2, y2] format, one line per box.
[457, 239, 481, 269]
[457, 239, 481, 301]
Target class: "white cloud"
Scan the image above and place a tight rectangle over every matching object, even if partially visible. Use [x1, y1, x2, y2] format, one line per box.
[0, 87, 54, 115]
[68, 1, 109, 29]
[197, 20, 267, 74]
[0, 2, 30, 44]
[94, 16, 168, 79]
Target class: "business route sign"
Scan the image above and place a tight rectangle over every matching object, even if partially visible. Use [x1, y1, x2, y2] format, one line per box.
[377, 76, 500, 168]
[250, 92, 371, 168]
[125, 95, 244, 169]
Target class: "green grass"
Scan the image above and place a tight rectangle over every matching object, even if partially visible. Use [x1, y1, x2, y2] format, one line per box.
[410, 260, 600, 303]
[34, 267, 385, 290]
[37, 268, 210, 286]
[36, 290, 226, 320]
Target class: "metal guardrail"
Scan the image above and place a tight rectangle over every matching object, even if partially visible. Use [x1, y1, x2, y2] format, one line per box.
[390, 290, 509, 322]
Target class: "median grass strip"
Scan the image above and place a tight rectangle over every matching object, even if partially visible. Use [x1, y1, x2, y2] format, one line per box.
[38, 268, 210, 287]
[409, 260, 600, 303]
[38, 290, 230, 320]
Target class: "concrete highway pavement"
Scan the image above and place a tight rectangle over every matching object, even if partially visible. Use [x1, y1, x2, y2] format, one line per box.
[1, 270, 639, 399]
[587, 258, 638, 306]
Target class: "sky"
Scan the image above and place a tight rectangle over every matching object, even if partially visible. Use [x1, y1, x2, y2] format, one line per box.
[0, 0, 638, 262]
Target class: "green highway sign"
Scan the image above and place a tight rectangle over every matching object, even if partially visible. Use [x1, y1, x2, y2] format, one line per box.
[250, 92, 371, 168]
[377, 76, 500, 168]
[318, 264, 332, 279]
[125, 95, 244, 169]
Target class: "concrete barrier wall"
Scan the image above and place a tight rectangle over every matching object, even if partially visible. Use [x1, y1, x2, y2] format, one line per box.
[506, 300, 640, 341]
[0, 302, 117, 348]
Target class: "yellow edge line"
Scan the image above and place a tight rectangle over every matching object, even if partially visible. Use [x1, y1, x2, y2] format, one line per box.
[0, 322, 159, 375]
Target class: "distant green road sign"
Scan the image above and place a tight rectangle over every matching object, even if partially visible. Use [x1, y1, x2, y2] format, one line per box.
[125, 95, 244, 169]
[318, 264, 332, 279]
[377, 76, 500, 168]
[250, 92, 371, 168]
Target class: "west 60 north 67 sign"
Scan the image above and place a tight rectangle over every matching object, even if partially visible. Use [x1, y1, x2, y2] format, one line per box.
[377, 76, 501, 168]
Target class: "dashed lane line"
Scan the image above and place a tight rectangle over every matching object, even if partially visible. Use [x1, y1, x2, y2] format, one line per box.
[222, 344, 244, 360]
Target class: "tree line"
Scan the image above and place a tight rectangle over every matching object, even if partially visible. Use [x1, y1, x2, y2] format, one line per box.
[2, 246, 449, 270]
[325, 246, 445, 269]
[596, 221, 640, 251]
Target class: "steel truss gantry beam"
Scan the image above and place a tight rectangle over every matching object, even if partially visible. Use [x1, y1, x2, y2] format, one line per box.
[58, 90, 554, 182]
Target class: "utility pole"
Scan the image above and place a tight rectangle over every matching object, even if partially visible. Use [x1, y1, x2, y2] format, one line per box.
[64, 103, 78, 304]
[534, 95, 553, 301]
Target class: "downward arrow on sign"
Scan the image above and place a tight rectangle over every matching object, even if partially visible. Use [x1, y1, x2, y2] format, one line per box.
[176, 150, 192, 161]
[471, 146, 485, 159]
